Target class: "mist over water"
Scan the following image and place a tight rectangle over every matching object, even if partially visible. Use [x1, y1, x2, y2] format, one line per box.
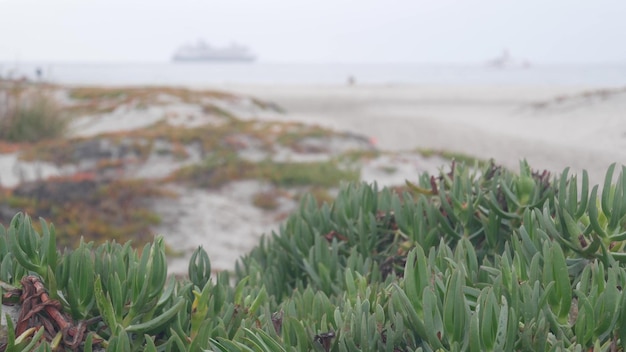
[1, 62, 625, 87]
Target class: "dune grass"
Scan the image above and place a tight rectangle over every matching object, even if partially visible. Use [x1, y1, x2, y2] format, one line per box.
[172, 152, 359, 189]
[0, 82, 68, 143]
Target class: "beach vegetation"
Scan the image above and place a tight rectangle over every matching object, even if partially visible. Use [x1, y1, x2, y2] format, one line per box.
[258, 159, 359, 188]
[64, 86, 236, 117]
[4, 84, 379, 259]
[201, 103, 239, 120]
[416, 147, 489, 168]
[276, 124, 336, 150]
[0, 178, 166, 248]
[305, 186, 337, 206]
[252, 189, 282, 211]
[67, 86, 234, 104]
[249, 97, 285, 113]
[3, 161, 626, 350]
[0, 81, 68, 143]
[172, 153, 359, 189]
[16, 87, 369, 178]
[337, 149, 380, 162]
[68, 87, 127, 101]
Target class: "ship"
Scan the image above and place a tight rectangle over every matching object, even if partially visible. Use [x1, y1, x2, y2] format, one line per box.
[172, 40, 256, 62]
[486, 49, 530, 69]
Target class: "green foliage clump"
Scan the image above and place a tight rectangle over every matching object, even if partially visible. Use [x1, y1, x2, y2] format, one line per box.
[2, 179, 164, 248]
[0, 82, 68, 143]
[174, 152, 359, 189]
[3, 161, 626, 351]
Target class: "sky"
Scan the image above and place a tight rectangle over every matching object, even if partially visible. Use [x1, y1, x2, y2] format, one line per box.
[1, 0, 625, 64]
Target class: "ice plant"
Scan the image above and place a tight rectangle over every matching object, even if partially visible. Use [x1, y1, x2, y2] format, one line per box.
[2, 161, 626, 350]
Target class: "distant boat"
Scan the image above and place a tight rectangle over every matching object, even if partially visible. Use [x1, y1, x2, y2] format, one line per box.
[487, 49, 530, 69]
[172, 40, 256, 62]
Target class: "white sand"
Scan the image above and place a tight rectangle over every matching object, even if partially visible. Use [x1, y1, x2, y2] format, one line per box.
[0, 153, 67, 188]
[218, 84, 626, 185]
[152, 181, 295, 274]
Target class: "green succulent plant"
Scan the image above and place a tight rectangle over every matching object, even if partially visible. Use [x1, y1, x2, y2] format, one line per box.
[2, 160, 626, 351]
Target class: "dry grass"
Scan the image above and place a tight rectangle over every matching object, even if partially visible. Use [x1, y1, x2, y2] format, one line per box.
[416, 147, 489, 167]
[3, 178, 167, 248]
[172, 152, 360, 189]
[0, 82, 69, 142]
[252, 189, 282, 210]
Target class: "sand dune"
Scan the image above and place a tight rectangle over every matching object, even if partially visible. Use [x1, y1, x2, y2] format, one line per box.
[221, 84, 626, 185]
[3, 83, 625, 274]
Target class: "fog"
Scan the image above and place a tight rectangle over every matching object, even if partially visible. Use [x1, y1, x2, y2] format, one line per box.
[1, 0, 625, 63]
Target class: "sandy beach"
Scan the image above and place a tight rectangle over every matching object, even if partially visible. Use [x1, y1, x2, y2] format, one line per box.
[222, 84, 626, 186]
[159, 83, 626, 273]
[2, 82, 625, 275]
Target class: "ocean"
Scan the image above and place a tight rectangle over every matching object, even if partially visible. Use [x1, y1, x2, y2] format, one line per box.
[1, 62, 625, 87]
